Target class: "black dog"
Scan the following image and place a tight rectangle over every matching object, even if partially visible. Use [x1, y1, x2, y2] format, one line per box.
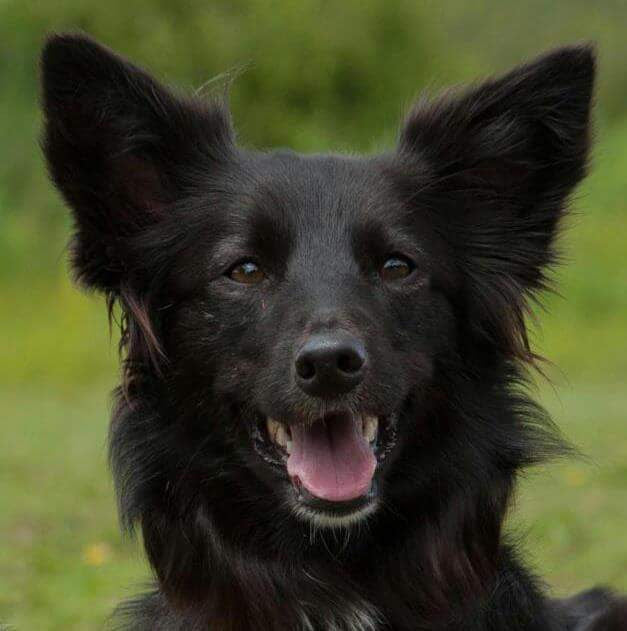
[41, 34, 626, 630]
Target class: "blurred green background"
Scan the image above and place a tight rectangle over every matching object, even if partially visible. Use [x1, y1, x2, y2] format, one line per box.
[1, 1, 626, 628]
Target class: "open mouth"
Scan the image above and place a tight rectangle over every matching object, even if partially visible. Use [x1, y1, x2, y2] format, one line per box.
[253, 411, 397, 512]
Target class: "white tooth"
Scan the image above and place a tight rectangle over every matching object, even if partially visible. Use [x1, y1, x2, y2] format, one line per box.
[276, 425, 288, 449]
[362, 416, 378, 443]
[286, 439, 292, 454]
[266, 418, 279, 440]
[266, 418, 289, 449]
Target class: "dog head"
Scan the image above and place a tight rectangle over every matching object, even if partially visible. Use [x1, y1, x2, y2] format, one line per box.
[41, 36, 594, 536]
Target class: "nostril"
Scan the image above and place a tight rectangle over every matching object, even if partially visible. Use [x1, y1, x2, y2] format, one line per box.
[296, 356, 316, 380]
[337, 351, 363, 374]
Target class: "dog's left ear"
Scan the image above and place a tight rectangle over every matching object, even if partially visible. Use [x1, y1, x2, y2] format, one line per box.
[398, 45, 595, 356]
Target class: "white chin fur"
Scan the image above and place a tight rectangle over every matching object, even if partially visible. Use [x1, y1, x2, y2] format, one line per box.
[291, 499, 378, 529]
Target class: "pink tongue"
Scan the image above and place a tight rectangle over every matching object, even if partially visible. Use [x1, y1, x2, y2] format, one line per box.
[287, 415, 376, 502]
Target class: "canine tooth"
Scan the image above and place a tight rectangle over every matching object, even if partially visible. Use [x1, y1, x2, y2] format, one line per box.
[286, 439, 292, 454]
[266, 418, 289, 449]
[266, 418, 279, 438]
[362, 416, 378, 443]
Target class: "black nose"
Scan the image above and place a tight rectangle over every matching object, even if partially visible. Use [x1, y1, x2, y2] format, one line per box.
[294, 333, 366, 398]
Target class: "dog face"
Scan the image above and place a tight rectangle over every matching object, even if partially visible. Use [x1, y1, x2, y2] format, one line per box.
[41, 36, 593, 530]
[161, 151, 455, 524]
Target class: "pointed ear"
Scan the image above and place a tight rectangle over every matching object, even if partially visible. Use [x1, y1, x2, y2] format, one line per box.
[400, 45, 595, 204]
[398, 45, 595, 358]
[41, 33, 234, 291]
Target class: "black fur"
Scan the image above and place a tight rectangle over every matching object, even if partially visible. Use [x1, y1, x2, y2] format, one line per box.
[41, 34, 626, 630]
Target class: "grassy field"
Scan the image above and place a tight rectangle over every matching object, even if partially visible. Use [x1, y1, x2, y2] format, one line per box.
[1, 383, 146, 629]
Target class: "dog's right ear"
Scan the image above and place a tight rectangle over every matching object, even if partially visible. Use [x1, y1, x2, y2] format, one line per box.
[41, 34, 234, 292]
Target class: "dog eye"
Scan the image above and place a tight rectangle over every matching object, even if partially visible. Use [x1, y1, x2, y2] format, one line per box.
[228, 260, 265, 284]
[380, 255, 415, 281]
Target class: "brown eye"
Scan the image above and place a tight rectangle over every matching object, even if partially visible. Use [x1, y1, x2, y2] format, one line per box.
[228, 260, 265, 284]
[380, 255, 414, 282]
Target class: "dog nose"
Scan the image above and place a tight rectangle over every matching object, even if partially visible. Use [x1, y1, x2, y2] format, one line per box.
[294, 333, 366, 397]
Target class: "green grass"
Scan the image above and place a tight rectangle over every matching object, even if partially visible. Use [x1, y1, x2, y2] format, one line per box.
[0, 383, 148, 629]
[514, 384, 627, 594]
[1, 381, 626, 629]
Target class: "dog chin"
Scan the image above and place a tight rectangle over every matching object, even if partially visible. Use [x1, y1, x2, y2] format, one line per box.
[290, 498, 379, 529]
[287, 480, 381, 529]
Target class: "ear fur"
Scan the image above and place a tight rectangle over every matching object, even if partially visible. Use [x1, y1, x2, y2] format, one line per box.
[41, 33, 234, 292]
[400, 45, 595, 201]
[398, 45, 595, 360]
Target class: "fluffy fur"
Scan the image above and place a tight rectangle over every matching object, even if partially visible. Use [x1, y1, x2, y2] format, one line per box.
[41, 34, 626, 630]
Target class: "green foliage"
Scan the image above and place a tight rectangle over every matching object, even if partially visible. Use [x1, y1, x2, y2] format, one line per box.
[1, 1, 626, 627]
